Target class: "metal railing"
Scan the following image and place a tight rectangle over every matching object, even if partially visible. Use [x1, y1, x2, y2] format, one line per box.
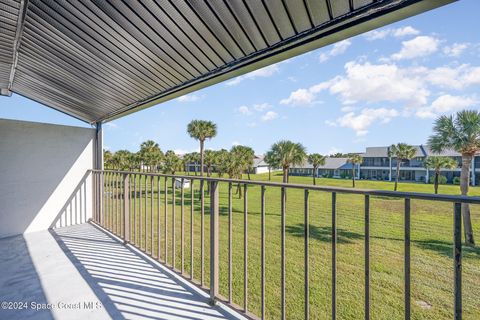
[91, 169, 479, 320]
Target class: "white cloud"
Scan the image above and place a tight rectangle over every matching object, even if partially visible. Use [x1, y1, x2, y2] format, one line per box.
[391, 36, 440, 60]
[225, 63, 280, 86]
[325, 61, 429, 106]
[237, 105, 252, 115]
[176, 93, 202, 102]
[105, 122, 118, 128]
[364, 26, 420, 41]
[327, 147, 342, 155]
[232, 141, 241, 146]
[443, 43, 469, 57]
[280, 88, 316, 106]
[329, 108, 399, 136]
[261, 111, 279, 121]
[364, 29, 390, 41]
[173, 149, 190, 155]
[416, 95, 478, 118]
[393, 26, 420, 37]
[319, 40, 351, 62]
[422, 65, 480, 90]
[253, 103, 272, 111]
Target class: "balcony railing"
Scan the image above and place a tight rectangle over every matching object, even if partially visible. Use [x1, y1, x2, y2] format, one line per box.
[90, 169, 479, 320]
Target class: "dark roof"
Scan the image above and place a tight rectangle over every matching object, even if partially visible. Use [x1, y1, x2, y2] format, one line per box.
[0, 0, 454, 123]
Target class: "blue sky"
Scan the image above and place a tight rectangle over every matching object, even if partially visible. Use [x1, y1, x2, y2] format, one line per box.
[1, 0, 479, 155]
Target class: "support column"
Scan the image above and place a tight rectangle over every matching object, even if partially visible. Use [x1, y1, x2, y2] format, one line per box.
[425, 168, 429, 184]
[94, 122, 103, 224]
[95, 122, 103, 170]
[389, 157, 392, 181]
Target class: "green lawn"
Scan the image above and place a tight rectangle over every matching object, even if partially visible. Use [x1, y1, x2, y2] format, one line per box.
[101, 172, 480, 319]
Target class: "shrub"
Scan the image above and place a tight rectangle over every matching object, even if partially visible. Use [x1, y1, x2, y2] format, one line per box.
[453, 176, 461, 185]
[429, 175, 447, 185]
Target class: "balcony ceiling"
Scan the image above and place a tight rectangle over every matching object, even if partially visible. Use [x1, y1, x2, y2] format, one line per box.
[0, 0, 455, 123]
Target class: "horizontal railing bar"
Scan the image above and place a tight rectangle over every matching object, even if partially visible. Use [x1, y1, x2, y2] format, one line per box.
[92, 170, 480, 204]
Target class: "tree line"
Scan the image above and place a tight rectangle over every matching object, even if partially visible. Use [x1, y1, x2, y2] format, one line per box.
[105, 111, 480, 246]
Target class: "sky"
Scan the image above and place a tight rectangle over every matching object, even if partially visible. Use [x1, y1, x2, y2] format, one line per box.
[1, 0, 479, 155]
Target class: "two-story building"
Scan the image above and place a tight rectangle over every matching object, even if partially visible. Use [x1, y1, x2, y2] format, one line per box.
[289, 144, 480, 185]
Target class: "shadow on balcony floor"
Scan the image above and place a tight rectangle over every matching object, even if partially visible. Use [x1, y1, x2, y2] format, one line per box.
[0, 223, 242, 320]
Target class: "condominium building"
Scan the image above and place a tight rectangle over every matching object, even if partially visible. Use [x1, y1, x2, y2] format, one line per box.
[290, 145, 480, 185]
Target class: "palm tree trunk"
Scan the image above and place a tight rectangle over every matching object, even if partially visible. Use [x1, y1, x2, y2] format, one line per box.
[394, 161, 400, 191]
[248, 169, 251, 180]
[434, 170, 439, 194]
[461, 154, 475, 246]
[268, 168, 271, 181]
[200, 140, 205, 176]
[352, 167, 356, 188]
[312, 166, 316, 185]
[283, 168, 288, 183]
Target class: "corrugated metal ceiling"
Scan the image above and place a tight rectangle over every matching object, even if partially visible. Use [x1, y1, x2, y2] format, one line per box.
[0, 0, 455, 123]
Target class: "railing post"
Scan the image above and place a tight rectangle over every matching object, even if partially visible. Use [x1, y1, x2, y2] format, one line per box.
[404, 198, 411, 320]
[209, 180, 219, 305]
[123, 173, 130, 244]
[454, 202, 462, 320]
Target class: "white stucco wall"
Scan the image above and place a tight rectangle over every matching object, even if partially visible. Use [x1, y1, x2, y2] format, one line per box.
[0, 119, 95, 238]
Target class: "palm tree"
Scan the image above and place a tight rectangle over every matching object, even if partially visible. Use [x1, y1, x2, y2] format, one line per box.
[428, 110, 480, 246]
[215, 149, 229, 177]
[264, 151, 278, 181]
[162, 150, 183, 174]
[389, 143, 416, 191]
[230, 145, 255, 180]
[269, 140, 307, 183]
[203, 150, 216, 177]
[103, 150, 113, 169]
[224, 150, 244, 198]
[424, 156, 458, 194]
[139, 140, 162, 172]
[187, 120, 217, 176]
[348, 154, 363, 188]
[184, 152, 200, 175]
[112, 150, 132, 170]
[307, 153, 326, 185]
[229, 145, 255, 197]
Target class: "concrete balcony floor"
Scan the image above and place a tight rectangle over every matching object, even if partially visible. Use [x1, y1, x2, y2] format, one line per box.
[0, 223, 243, 320]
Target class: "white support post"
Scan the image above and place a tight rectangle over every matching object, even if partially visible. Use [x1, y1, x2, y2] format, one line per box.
[389, 157, 392, 182]
[95, 122, 103, 170]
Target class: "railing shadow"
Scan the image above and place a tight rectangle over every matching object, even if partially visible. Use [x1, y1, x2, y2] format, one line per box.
[50, 171, 90, 229]
[49, 223, 238, 320]
[286, 224, 363, 244]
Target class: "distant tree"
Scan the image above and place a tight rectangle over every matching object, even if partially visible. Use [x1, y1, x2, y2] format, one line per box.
[112, 150, 132, 170]
[348, 154, 363, 188]
[204, 150, 217, 177]
[389, 143, 416, 192]
[268, 140, 307, 183]
[307, 153, 326, 185]
[428, 110, 480, 246]
[187, 120, 217, 176]
[104, 150, 113, 169]
[264, 151, 279, 181]
[183, 152, 200, 175]
[224, 150, 244, 198]
[215, 149, 230, 178]
[424, 156, 458, 194]
[230, 145, 255, 180]
[162, 151, 183, 174]
[139, 140, 163, 172]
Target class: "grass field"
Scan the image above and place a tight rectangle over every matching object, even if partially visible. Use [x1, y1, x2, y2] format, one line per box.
[101, 172, 480, 319]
